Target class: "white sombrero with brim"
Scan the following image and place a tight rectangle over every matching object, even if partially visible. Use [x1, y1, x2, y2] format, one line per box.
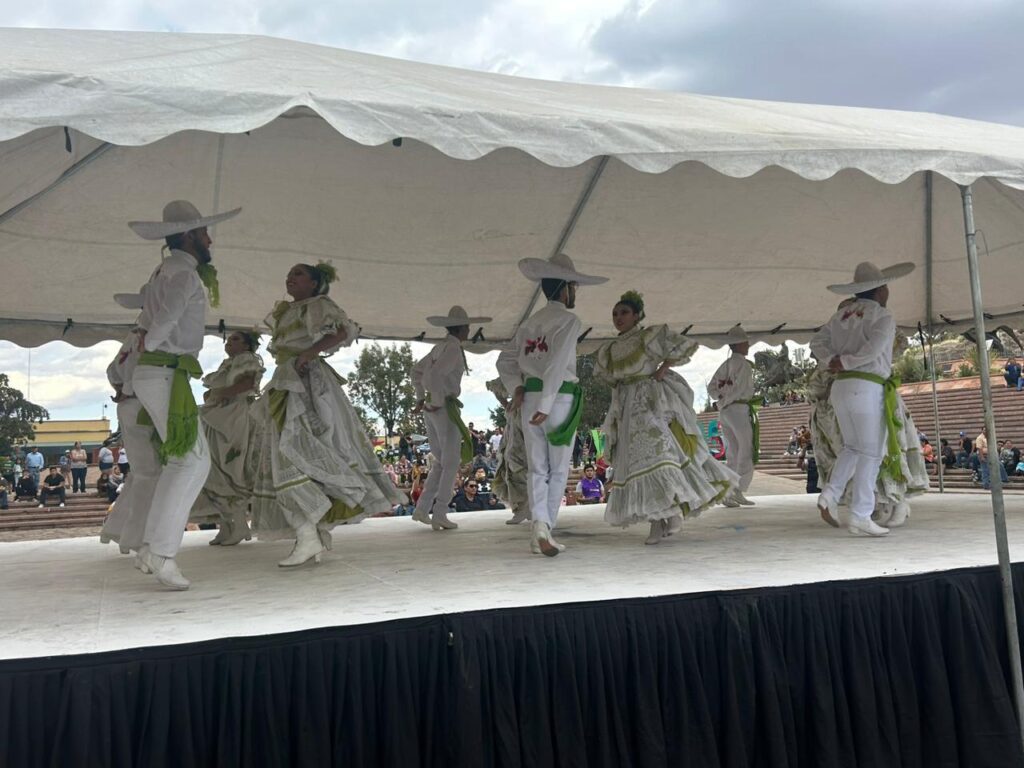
[113, 292, 143, 309]
[427, 305, 492, 327]
[128, 200, 241, 241]
[720, 324, 750, 345]
[518, 253, 608, 285]
[827, 261, 915, 295]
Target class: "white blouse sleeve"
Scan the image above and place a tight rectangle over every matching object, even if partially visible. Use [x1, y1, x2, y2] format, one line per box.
[304, 297, 359, 353]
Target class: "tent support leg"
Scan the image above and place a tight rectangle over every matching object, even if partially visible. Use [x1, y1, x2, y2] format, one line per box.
[961, 183, 1024, 751]
[924, 171, 944, 492]
[927, 333, 944, 492]
[513, 155, 609, 333]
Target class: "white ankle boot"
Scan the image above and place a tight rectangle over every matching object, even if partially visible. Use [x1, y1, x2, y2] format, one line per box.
[506, 509, 530, 525]
[219, 515, 253, 546]
[278, 520, 325, 567]
[645, 520, 666, 545]
[665, 514, 683, 537]
[847, 516, 890, 537]
[531, 521, 560, 557]
[431, 510, 458, 530]
[141, 548, 190, 590]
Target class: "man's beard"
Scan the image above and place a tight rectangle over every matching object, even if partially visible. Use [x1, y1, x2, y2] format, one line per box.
[194, 241, 212, 264]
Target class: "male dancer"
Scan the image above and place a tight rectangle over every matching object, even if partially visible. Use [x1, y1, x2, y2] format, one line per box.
[126, 200, 240, 589]
[411, 305, 491, 531]
[810, 260, 914, 537]
[496, 253, 607, 556]
[707, 324, 758, 507]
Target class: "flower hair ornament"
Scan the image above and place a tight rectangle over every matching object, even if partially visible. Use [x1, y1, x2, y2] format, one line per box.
[312, 261, 338, 295]
[618, 290, 645, 320]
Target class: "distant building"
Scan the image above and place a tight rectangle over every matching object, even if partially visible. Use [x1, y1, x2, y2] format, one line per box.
[22, 419, 112, 463]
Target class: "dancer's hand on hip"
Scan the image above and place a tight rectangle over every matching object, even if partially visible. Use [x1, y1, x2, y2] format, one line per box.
[530, 412, 548, 425]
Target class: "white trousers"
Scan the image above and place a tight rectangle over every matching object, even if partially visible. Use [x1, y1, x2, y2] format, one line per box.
[824, 377, 884, 520]
[522, 392, 574, 527]
[100, 398, 161, 552]
[415, 408, 461, 517]
[720, 403, 754, 492]
[131, 367, 211, 558]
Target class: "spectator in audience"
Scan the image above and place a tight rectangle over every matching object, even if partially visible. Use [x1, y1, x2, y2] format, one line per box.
[1005, 357, 1023, 390]
[471, 452, 491, 476]
[58, 450, 71, 486]
[575, 464, 606, 503]
[920, 438, 936, 472]
[595, 455, 612, 483]
[69, 441, 88, 493]
[98, 443, 115, 472]
[24, 446, 45, 485]
[14, 470, 37, 503]
[489, 428, 503, 456]
[957, 431, 973, 468]
[107, 465, 125, 502]
[395, 456, 412, 485]
[484, 451, 499, 474]
[398, 433, 412, 462]
[0, 476, 9, 510]
[0, 454, 13, 486]
[39, 466, 67, 508]
[117, 443, 130, 476]
[940, 438, 957, 469]
[786, 428, 801, 455]
[796, 437, 819, 494]
[976, 427, 1008, 490]
[452, 478, 504, 512]
[1001, 440, 1020, 480]
[96, 470, 113, 499]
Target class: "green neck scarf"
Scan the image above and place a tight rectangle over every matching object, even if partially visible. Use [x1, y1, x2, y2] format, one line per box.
[196, 263, 220, 308]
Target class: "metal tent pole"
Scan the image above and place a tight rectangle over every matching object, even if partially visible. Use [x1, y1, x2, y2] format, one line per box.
[961, 183, 1024, 749]
[924, 172, 944, 492]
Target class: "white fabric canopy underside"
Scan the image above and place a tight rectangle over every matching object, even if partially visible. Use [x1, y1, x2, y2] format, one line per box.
[1, 28, 1023, 348]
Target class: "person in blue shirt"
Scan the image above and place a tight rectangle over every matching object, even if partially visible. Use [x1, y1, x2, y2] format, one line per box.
[1004, 358, 1023, 391]
[24, 447, 45, 485]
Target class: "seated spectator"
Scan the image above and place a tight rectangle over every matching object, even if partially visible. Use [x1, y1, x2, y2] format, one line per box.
[0, 477, 9, 510]
[1016, 460, 1024, 477]
[473, 467, 492, 495]
[471, 453, 491, 476]
[452, 478, 504, 512]
[98, 444, 115, 472]
[39, 466, 67, 508]
[1001, 440, 1020, 480]
[108, 465, 125, 502]
[1005, 357, 1023, 390]
[920, 438, 936, 471]
[786, 428, 800, 455]
[595, 455, 612, 483]
[957, 432, 973, 468]
[96, 470, 113, 499]
[14, 471, 37, 502]
[940, 438, 957, 469]
[575, 464, 606, 503]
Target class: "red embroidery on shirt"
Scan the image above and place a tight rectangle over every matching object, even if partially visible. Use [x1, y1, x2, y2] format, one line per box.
[841, 307, 865, 321]
[525, 336, 548, 356]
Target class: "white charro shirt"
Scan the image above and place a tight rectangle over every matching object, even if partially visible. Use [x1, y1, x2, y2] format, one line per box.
[136, 249, 207, 357]
[708, 352, 755, 408]
[810, 298, 896, 378]
[106, 332, 141, 396]
[496, 300, 581, 416]
[411, 334, 465, 406]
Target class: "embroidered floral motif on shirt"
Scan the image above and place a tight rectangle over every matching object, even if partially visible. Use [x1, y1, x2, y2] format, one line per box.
[841, 307, 866, 321]
[524, 336, 548, 355]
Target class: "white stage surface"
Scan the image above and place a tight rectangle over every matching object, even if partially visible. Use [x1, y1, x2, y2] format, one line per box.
[1, 493, 1022, 660]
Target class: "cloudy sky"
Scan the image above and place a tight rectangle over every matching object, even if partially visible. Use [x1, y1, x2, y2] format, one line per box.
[4, 0, 1022, 430]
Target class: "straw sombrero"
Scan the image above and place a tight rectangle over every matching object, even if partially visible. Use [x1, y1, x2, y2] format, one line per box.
[517, 253, 608, 285]
[426, 305, 492, 327]
[827, 261, 915, 295]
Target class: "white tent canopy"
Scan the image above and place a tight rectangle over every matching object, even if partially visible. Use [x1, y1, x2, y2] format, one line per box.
[2, 27, 1024, 349]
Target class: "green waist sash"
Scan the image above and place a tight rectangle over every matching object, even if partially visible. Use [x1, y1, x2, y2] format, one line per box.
[836, 370, 904, 482]
[444, 396, 474, 464]
[524, 377, 583, 447]
[136, 351, 203, 464]
[739, 398, 761, 464]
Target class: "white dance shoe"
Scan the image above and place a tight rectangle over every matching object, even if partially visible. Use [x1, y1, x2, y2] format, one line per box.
[645, 520, 666, 545]
[734, 491, 756, 506]
[531, 521, 561, 557]
[665, 514, 683, 537]
[887, 502, 909, 528]
[431, 511, 458, 531]
[317, 527, 333, 551]
[721, 495, 741, 508]
[218, 518, 253, 547]
[505, 509, 530, 525]
[817, 494, 840, 528]
[140, 548, 191, 590]
[847, 516, 890, 537]
[278, 522, 325, 567]
[412, 507, 432, 525]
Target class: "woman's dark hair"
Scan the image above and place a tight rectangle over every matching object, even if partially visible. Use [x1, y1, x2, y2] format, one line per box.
[235, 330, 259, 352]
[541, 278, 568, 300]
[297, 263, 326, 295]
[855, 286, 881, 301]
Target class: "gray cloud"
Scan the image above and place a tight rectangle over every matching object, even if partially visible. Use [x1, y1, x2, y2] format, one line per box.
[590, 0, 1024, 125]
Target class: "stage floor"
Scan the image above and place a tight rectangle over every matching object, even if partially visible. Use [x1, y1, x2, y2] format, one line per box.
[1, 492, 1022, 660]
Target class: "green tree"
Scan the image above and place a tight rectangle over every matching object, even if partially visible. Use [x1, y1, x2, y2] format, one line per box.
[577, 354, 612, 432]
[346, 343, 418, 438]
[0, 373, 48, 454]
[892, 348, 927, 383]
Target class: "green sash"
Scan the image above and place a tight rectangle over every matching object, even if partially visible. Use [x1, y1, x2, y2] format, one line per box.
[444, 396, 474, 464]
[524, 377, 583, 447]
[837, 370, 904, 482]
[136, 351, 203, 464]
[739, 399, 762, 464]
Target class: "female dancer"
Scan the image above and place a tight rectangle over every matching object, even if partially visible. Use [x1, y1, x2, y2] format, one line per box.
[595, 291, 738, 544]
[251, 263, 405, 566]
[192, 330, 264, 545]
[486, 377, 530, 524]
